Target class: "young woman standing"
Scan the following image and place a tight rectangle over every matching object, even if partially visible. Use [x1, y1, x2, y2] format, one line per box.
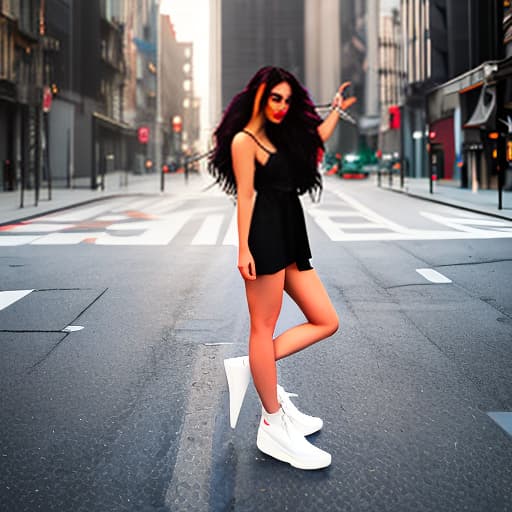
[209, 66, 356, 470]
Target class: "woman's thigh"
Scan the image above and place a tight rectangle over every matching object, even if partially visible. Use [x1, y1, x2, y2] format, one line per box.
[284, 264, 338, 327]
[245, 270, 285, 330]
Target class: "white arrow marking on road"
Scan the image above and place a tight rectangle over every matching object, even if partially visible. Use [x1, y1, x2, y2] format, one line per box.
[191, 214, 224, 245]
[416, 268, 452, 284]
[0, 290, 33, 311]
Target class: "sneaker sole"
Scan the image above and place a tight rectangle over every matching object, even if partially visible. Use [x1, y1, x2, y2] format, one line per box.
[256, 428, 331, 470]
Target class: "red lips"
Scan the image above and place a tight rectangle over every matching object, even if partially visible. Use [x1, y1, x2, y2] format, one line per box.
[274, 111, 287, 121]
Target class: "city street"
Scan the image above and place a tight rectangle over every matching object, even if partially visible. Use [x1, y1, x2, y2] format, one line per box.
[1, 177, 512, 511]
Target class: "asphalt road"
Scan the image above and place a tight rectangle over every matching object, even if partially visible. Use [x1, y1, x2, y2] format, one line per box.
[1, 177, 511, 511]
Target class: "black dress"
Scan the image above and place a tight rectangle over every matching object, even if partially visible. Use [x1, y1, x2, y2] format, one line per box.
[243, 130, 313, 276]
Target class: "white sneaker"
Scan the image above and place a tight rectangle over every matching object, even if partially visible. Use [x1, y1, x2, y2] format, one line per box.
[277, 385, 323, 436]
[256, 407, 331, 470]
[224, 356, 251, 428]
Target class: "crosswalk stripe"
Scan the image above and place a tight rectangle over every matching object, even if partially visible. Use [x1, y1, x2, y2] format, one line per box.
[222, 210, 238, 246]
[0, 290, 33, 311]
[95, 212, 192, 245]
[191, 215, 224, 245]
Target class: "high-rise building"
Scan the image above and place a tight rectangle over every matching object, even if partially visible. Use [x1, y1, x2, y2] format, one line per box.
[378, 1, 403, 156]
[220, 0, 305, 109]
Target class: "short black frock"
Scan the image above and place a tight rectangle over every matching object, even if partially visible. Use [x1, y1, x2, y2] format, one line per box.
[245, 131, 313, 276]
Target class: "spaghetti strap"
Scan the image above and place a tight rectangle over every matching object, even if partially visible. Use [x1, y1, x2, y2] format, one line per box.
[242, 129, 276, 155]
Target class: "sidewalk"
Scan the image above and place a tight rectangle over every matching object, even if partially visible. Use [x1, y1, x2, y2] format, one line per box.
[0, 171, 215, 226]
[378, 176, 512, 221]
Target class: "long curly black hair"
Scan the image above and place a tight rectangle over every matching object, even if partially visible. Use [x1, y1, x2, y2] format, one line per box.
[208, 66, 324, 198]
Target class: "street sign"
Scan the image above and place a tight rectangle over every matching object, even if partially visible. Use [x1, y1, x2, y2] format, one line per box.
[138, 126, 150, 144]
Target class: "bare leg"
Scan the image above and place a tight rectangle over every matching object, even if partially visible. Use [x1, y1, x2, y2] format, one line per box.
[245, 270, 285, 413]
[274, 264, 339, 360]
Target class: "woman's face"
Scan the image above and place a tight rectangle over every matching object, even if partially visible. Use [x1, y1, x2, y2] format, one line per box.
[264, 81, 292, 124]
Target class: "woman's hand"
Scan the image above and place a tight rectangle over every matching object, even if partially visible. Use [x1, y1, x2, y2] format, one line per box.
[332, 81, 357, 111]
[238, 248, 256, 280]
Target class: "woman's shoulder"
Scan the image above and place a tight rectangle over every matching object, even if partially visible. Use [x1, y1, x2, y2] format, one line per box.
[231, 130, 257, 153]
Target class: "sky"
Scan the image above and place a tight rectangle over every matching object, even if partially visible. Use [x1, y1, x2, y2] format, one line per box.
[160, 0, 211, 147]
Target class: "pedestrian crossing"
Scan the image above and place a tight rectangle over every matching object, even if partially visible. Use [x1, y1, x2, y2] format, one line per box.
[1, 193, 512, 247]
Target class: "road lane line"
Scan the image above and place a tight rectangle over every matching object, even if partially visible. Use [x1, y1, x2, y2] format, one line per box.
[416, 268, 452, 283]
[191, 214, 223, 245]
[0, 290, 33, 311]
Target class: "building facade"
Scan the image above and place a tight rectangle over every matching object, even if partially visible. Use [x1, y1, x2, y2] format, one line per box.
[220, 0, 305, 110]
[0, 0, 43, 193]
[400, 0, 509, 190]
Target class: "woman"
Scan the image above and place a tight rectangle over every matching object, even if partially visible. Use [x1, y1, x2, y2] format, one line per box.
[209, 66, 356, 470]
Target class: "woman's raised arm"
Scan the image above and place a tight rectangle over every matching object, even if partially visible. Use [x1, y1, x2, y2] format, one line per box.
[317, 82, 356, 142]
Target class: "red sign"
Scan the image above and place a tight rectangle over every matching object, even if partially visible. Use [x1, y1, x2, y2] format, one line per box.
[42, 86, 52, 113]
[138, 126, 150, 144]
[388, 105, 400, 130]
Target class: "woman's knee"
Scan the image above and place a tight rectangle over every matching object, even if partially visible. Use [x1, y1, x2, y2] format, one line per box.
[323, 311, 339, 337]
[250, 315, 279, 336]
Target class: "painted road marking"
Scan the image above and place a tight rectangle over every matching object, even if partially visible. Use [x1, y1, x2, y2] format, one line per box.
[62, 325, 84, 333]
[416, 268, 452, 283]
[95, 211, 192, 245]
[31, 232, 105, 245]
[222, 210, 238, 246]
[3, 194, 512, 246]
[191, 214, 224, 245]
[488, 412, 512, 438]
[0, 290, 33, 311]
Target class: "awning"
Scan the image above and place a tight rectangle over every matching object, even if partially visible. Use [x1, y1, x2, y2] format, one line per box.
[93, 112, 136, 135]
[463, 85, 496, 128]
[133, 37, 156, 56]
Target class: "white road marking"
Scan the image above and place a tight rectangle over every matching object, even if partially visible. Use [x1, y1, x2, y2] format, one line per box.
[95, 212, 192, 245]
[416, 268, 452, 283]
[0, 236, 42, 246]
[222, 210, 238, 246]
[0, 290, 33, 311]
[40, 203, 120, 222]
[6, 223, 71, 233]
[62, 325, 84, 332]
[191, 214, 223, 245]
[3, 192, 512, 246]
[31, 232, 104, 245]
[96, 215, 127, 221]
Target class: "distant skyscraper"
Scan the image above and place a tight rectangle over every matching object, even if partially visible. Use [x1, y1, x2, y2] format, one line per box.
[220, 0, 305, 109]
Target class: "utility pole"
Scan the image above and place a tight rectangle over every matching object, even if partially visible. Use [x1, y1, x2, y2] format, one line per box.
[156, 1, 163, 190]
